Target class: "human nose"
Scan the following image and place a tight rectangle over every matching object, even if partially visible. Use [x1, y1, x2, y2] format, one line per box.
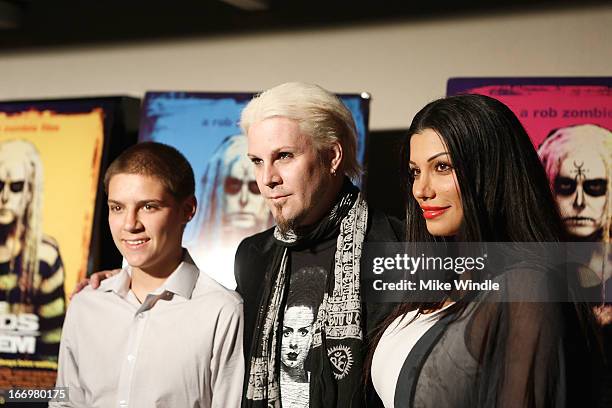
[413, 173, 435, 201]
[122, 209, 142, 232]
[262, 162, 281, 189]
[573, 183, 586, 210]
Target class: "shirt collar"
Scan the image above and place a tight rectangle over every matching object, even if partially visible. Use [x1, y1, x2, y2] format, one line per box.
[98, 250, 199, 300]
[158, 251, 199, 299]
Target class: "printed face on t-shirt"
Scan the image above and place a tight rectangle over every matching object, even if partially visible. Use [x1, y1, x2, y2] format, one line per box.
[281, 305, 315, 370]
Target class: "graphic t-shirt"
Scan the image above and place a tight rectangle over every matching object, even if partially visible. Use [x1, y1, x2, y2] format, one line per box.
[280, 237, 336, 408]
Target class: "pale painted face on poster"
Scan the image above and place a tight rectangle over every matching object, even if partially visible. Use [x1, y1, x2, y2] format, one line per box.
[222, 152, 269, 230]
[555, 149, 608, 237]
[0, 151, 33, 226]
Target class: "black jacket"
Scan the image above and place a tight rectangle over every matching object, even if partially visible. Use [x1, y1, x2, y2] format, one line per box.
[234, 208, 404, 406]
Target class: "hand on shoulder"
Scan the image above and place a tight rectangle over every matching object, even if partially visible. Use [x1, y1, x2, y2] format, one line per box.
[70, 269, 121, 299]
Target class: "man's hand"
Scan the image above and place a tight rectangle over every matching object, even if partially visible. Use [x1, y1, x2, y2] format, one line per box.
[70, 269, 121, 299]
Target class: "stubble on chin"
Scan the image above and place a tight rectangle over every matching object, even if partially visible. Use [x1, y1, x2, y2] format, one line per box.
[273, 202, 297, 239]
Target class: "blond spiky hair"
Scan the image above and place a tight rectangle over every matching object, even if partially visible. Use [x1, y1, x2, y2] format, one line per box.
[240, 82, 361, 180]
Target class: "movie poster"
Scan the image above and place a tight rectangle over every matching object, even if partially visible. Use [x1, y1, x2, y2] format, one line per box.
[447, 77, 611, 321]
[0, 97, 139, 390]
[139, 91, 370, 289]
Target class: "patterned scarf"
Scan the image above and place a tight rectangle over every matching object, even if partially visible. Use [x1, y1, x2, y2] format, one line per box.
[244, 179, 368, 408]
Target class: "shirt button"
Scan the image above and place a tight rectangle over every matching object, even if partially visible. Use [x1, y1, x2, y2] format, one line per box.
[137, 313, 145, 319]
[127, 354, 135, 362]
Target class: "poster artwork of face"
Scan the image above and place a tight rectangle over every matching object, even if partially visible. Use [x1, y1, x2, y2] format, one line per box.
[0, 148, 32, 229]
[539, 124, 611, 240]
[539, 124, 612, 323]
[0, 140, 49, 304]
[0, 140, 65, 364]
[218, 134, 270, 237]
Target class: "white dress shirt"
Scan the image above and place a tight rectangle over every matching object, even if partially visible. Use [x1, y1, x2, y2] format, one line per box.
[52, 251, 244, 408]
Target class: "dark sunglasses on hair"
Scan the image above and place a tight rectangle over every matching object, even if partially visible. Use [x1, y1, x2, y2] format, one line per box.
[0, 180, 25, 193]
[224, 177, 261, 195]
[554, 176, 607, 197]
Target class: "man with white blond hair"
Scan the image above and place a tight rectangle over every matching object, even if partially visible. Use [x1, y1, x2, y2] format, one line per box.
[236, 82, 402, 408]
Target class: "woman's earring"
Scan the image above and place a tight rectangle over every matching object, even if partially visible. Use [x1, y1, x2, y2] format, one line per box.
[331, 168, 337, 176]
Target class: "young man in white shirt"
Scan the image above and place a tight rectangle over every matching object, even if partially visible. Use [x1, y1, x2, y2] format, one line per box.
[53, 142, 243, 408]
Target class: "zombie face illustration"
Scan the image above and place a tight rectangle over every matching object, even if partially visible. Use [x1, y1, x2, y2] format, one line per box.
[222, 149, 269, 231]
[539, 124, 611, 239]
[197, 134, 272, 242]
[554, 150, 607, 237]
[0, 150, 34, 226]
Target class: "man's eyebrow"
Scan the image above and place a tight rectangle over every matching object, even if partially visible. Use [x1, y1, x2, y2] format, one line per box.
[107, 199, 164, 206]
[248, 146, 296, 158]
[272, 146, 295, 152]
[137, 199, 164, 205]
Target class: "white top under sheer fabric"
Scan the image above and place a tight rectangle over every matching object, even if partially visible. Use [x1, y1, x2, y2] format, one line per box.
[371, 308, 448, 408]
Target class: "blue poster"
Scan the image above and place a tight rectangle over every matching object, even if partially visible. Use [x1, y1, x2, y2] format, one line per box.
[139, 91, 370, 288]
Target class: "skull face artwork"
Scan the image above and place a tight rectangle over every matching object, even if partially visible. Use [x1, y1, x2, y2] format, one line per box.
[539, 124, 611, 240]
[554, 150, 608, 238]
[221, 150, 269, 232]
[0, 154, 32, 228]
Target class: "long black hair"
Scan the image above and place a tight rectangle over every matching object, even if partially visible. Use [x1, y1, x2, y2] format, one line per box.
[396, 94, 568, 316]
[402, 94, 566, 243]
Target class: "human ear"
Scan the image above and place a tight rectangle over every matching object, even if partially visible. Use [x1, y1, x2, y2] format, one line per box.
[329, 141, 343, 175]
[182, 196, 197, 224]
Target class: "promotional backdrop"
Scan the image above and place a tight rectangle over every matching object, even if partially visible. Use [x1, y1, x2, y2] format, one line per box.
[447, 77, 611, 321]
[0, 97, 139, 389]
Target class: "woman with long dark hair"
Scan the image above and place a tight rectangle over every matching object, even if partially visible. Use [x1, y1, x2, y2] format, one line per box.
[368, 94, 601, 407]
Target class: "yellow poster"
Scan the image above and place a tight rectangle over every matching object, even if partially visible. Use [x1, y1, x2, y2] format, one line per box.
[0, 109, 104, 388]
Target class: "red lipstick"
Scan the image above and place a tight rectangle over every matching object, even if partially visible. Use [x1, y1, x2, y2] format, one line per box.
[420, 205, 450, 219]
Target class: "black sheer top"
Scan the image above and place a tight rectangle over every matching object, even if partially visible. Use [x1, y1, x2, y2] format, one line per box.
[391, 266, 601, 408]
